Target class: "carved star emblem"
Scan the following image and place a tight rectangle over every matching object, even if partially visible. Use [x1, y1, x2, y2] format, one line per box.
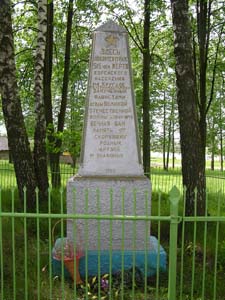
[105, 34, 118, 47]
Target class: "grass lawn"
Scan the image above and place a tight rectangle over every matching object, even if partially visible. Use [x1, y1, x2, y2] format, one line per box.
[0, 162, 225, 299]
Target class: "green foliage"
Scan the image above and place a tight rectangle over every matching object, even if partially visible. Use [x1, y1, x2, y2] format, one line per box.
[12, 1, 37, 137]
[5, 0, 225, 166]
[62, 128, 81, 161]
[46, 124, 63, 154]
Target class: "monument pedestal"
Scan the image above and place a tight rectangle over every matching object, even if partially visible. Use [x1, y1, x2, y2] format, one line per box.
[66, 175, 165, 277]
[67, 176, 151, 251]
[64, 20, 167, 278]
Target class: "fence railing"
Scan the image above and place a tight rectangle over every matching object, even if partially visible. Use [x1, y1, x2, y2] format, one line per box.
[0, 159, 225, 195]
[0, 186, 225, 299]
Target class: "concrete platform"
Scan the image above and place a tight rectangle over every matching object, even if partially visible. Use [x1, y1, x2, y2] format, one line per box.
[52, 236, 167, 280]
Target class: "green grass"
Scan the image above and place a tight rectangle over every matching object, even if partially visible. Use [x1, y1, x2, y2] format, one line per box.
[151, 156, 224, 171]
[0, 160, 76, 188]
[1, 188, 225, 299]
[150, 188, 225, 299]
[0, 159, 225, 191]
[1, 163, 225, 299]
[0, 214, 167, 299]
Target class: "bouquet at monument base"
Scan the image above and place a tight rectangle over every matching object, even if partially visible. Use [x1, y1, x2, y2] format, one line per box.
[52, 237, 83, 284]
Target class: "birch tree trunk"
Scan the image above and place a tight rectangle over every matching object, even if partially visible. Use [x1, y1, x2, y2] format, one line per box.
[0, 0, 37, 209]
[142, 0, 151, 177]
[44, 0, 56, 186]
[170, 0, 206, 215]
[33, 0, 49, 198]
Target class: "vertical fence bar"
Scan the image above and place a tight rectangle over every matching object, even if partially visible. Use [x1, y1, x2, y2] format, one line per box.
[97, 188, 101, 300]
[201, 190, 208, 299]
[168, 186, 180, 300]
[72, 188, 77, 299]
[48, 188, 53, 300]
[85, 188, 89, 300]
[23, 187, 28, 300]
[179, 186, 186, 300]
[144, 190, 149, 300]
[36, 188, 40, 300]
[213, 192, 221, 300]
[0, 188, 4, 300]
[156, 190, 161, 300]
[60, 187, 65, 300]
[132, 189, 137, 300]
[191, 189, 197, 300]
[109, 188, 113, 300]
[11, 188, 16, 300]
[121, 188, 125, 300]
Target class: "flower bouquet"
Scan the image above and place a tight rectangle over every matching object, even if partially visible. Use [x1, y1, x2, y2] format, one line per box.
[52, 237, 83, 284]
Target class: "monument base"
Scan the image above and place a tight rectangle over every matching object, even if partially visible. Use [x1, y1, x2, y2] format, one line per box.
[52, 236, 167, 279]
[67, 176, 151, 251]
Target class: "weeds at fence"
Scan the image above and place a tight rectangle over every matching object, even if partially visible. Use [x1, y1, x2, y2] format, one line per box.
[1, 161, 225, 299]
[0, 186, 225, 299]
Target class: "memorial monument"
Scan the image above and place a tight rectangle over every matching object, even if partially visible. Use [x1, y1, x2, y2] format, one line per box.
[66, 20, 165, 276]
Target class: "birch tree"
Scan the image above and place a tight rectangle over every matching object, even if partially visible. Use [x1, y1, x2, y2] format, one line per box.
[33, 0, 49, 198]
[170, 0, 206, 215]
[0, 0, 37, 209]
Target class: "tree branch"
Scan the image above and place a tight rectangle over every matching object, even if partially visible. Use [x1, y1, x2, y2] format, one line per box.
[205, 0, 212, 66]
[117, 15, 143, 52]
[206, 23, 224, 115]
[15, 47, 35, 56]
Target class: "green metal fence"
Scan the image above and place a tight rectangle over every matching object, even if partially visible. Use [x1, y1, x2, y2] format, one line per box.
[0, 160, 76, 188]
[0, 159, 225, 195]
[0, 185, 225, 300]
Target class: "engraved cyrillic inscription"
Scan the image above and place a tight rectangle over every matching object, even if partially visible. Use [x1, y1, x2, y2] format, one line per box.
[79, 20, 143, 176]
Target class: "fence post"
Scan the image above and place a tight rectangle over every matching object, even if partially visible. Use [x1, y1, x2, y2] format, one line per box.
[168, 186, 180, 300]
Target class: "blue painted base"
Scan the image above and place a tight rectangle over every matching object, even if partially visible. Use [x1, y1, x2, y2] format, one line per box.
[52, 236, 167, 279]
